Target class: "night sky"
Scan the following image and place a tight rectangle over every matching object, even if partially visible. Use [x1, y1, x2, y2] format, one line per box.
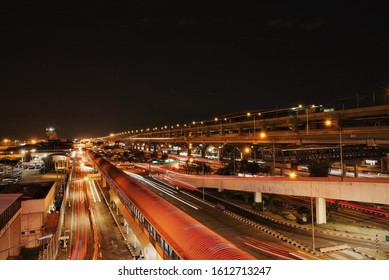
[1, 1, 389, 140]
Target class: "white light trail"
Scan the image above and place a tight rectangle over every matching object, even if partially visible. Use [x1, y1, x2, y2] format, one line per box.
[126, 172, 199, 210]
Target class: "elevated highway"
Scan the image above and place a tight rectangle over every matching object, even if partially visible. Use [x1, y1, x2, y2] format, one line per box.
[91, 104, 389, 170]
[100, 104, 389, 146]
[161, 171, 389, 225]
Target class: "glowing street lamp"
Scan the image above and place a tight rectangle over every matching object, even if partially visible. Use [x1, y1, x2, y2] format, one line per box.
[0, 234, 53, 254]
[3, 139, 10, 148]
[260, 132, 276, 176]
[289, 171, 297, 179]
[325, 119, 343, 178]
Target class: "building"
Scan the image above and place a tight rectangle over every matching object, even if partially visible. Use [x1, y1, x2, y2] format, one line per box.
[0, 194, 22, 260]
[0, 182, 56, 249]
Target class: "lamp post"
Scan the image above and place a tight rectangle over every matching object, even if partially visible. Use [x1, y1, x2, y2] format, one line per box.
[247, 112, 261, 135]
[339, 128, 343, 178]
[0, 234, 53, 254]
[3, 139, 9, 148]
[310, 185, 316, 252]
[244, 147, 251, 160]
[260, 132, 276, 176]
[202, 161, 205, 201]
[325, 119, 343, 178]
[214, 117, 224, 135]
[306, 107, 309, 135]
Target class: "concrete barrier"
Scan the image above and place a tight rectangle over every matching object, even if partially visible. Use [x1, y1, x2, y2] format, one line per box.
[319, 244, 349, 253]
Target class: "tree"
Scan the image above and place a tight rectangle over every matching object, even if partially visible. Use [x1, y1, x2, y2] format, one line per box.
[308, 159, 330, 177]
[215, 163, 234, 175]
[245, 162, 260, 175]
[196, 163, 212, 174]
[259, 164, 271, 174]
[238, 159, 249, 174]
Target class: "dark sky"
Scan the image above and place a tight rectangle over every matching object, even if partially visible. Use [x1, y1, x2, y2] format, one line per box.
[1, 1, 389, 140]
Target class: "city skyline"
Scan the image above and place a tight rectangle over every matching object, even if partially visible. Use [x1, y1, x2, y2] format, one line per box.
[1, 2, 389, 140]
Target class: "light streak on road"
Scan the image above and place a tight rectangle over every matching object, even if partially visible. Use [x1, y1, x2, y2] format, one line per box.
[69, 171, 91, 260]
[244, 237, 304, 260]
[126, 172, 200, 210]
[88, 180, 101, 203]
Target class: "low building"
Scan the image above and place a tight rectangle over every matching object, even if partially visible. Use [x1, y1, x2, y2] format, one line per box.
[0, 181, 56, 249]
[0, 194, 22, 260]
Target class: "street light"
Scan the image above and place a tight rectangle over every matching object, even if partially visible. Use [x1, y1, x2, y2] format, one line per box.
[214, 117, 223, 135]
[325, 119, 343, 178]
[0, 234, 53, 254]
[3, 139, 10, 148]
[289, 171, 297, 179]
[247, 112, 261, 135]
[310, 186, 316, 252]
[260, 132, 276, 176]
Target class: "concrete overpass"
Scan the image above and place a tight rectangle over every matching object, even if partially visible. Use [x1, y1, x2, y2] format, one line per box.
[89, 104, 389, 171]
[162, 171, 389, 224]
[97, 104, 389, 146]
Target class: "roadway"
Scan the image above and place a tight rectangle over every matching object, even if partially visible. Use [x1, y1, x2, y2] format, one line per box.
[58, 159, 133, 260]
[68, 166, 93, 259]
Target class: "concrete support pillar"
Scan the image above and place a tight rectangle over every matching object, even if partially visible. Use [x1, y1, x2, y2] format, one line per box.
[254, 192, 262, 203]
[315, 197, 326, 224]
[218, 187, 223, 193]
[354, 163, 358, 178]
[342, 163, 347, 177]
[381, 158, 386, 171]
[238, 125, 243, 136]
[218, 148, 222, 161]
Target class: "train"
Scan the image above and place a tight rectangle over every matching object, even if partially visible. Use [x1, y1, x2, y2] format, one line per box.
[88, 150, 255, 260]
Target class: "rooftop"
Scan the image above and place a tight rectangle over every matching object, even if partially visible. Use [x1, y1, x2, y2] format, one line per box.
[0, 182, 54, 200]
[0, 193, 22, 214]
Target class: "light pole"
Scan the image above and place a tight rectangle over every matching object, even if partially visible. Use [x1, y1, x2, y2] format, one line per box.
[244, 147, 251, 160]
[3, 139, 9, 149]
[202, 162, 205, 201]
[325, 119, 343, 178]
[214, 117, 225, 135]
[0, 234, 53, 254]
[339, 128, 343, 178]
[247, 112, 261, 135]
[260, 132, 276, 176]
[306, 107, 309, 135]
[310, 185, 316, 252]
